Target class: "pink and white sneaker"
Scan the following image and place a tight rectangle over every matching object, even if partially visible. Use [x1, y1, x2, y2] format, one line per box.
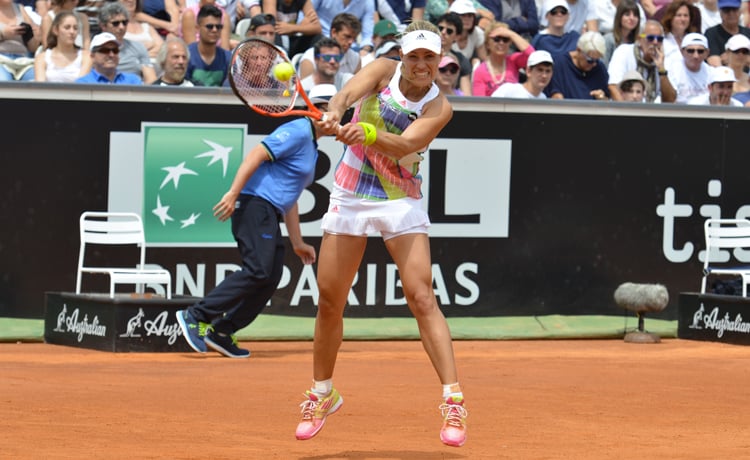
[295, 388, 343, 440]
[439, 395, 468, 447]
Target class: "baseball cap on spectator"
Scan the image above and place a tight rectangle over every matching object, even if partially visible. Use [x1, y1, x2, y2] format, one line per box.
[544, 0, 568, 15]
[439, 54, 459, 71]
[618, 70, 645, 89]
[250, 13, 275, 31]
[375, 40, 401, 57]
[374, 19, 398, 38]
[725, 34, 750, 51]
[308, 84, 337, 105]
[681, 33, 708, 49]
[449, 0, 477, 15]
[90, 32, 118, 51]
[718, 0, 741, 8]
[527, 50, 554, 67]
[709, 66, 737, 84]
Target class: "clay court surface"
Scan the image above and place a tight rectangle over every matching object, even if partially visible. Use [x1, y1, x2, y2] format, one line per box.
[2, 339, 748, 459]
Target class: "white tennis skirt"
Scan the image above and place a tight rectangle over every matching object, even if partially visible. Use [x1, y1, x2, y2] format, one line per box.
[321, 184, 430, 240]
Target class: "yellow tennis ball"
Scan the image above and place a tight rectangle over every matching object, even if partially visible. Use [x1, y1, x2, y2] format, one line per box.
[273, 62, 294, 82]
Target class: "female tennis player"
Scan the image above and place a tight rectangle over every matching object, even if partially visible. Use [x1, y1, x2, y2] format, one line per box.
[294, 20, 468, 447]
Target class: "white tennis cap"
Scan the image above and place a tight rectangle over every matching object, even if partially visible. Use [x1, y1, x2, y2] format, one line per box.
[449, 0, 477, 15]
[400, 30, 442, 56]
[681, 33, 708, 49]
[90, 32, 118, 51]
[527, 50, 554, 67]
[308, 84, 337, 104]
[725, 34, 750, 51]
[709, 66, 737, 84]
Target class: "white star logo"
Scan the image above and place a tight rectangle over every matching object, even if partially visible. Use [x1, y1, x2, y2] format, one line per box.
[180, 212, 201, 229]
[152, 195, 174, 225]
[195, 139, 233, 177]
[160, 161, 198, 190]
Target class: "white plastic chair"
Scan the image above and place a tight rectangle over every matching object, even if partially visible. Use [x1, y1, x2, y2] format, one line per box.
[76, 211, 172, 299]
[235, 18, 251, 37]
[701, 218, 750, 296]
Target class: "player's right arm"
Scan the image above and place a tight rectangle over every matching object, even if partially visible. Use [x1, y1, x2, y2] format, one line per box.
[213, 144, 269, 221]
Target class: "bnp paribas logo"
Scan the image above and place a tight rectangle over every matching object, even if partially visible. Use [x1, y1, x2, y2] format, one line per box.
[142, 124, 245, 245]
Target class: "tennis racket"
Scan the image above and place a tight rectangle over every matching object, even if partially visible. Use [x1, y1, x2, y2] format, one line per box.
[228, 38, 325, 120]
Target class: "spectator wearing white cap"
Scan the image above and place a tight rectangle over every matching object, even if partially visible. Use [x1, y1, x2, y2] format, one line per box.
[688, 65, 744, 105]
[492, 49, 553, 98]
[76, 32, 143, 84]
[724, 34, 750, 95]
[531, 0, 579, 56]
[449, 0, 486, 66]
[537, 0, 587, 35]
[665, 32, 711, 104]
[545, 31, 609, 99]
[704, 0, 750, 66]
[607, 19, 676, 102]
[617, 69, 646, 102]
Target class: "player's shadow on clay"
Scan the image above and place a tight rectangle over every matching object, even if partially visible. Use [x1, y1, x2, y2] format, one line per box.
[298, 450, 466, 460]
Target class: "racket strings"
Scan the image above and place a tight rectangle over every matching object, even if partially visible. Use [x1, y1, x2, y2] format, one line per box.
[231, 42, 297, 113]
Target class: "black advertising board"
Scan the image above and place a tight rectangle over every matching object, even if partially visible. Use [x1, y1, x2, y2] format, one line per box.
[2, 86, 748, 319]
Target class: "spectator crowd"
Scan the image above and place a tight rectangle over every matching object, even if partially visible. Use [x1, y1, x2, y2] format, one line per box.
[1, 0, 749, 106]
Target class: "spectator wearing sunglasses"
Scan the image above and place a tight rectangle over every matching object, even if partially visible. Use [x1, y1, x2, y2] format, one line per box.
[544, 31, 608, 99]
[492, 49, 553, 98]
[721, 34, 750, 103]
[472, 20, 533, 96]
[531, 0, 579, 56]
[299, 13, 361, 79]
[665, 32, 711, 104]
[300, 37, 353, 92]
[436, 54, 464, 95]
[76, 32, 143, 84]
[687, 65, 744, 105]
[607, 20, 676, 102]
[99, 2, 156, 83]
[181, 0, 231, 50]
[185, 5, 231, 86]
[704, 0, 750, 66]
[437, 12, 473, 95]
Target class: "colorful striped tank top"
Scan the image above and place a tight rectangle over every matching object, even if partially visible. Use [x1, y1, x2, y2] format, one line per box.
[333, 64, 440, 201]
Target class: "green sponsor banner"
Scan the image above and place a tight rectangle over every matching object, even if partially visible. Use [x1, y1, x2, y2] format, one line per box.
[143, 125, 245, 244]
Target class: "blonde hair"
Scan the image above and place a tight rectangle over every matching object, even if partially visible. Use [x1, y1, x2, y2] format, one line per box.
[402, 20, 439, 36]
[483, 21, 509, 52]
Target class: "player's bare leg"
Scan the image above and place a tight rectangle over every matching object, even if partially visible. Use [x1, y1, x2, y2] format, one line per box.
[385, 232, 467, 446]
[296, 232, 366, 440]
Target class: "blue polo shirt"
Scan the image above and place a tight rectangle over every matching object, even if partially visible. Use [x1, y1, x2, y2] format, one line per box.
[75, 69, 143, 85]
[242, 117, 319, 215]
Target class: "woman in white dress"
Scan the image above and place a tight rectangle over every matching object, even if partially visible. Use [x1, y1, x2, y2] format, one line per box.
[34, 12, 91, 82]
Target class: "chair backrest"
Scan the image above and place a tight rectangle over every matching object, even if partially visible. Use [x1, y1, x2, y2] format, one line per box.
[704, 218, 750, 267]
[79, 211, 147, 268]
[235, 17, 251, 37]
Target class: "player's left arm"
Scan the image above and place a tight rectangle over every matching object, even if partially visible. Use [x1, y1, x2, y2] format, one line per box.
[284, 203, 316, 264]
[213, 144, 268, 221]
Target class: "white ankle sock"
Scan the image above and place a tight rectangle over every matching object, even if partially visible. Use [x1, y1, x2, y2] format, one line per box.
[312, 379, 332, 397]
[442, 383, 462, 399]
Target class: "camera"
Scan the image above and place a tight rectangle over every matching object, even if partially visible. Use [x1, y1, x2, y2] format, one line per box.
[19, 22, 33, 44]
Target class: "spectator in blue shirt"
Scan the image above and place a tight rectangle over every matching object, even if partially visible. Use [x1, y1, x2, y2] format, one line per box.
[186, 5, 232, 86]
[476, 0, 539, 39]
[311, 0, 374, 50]
[76, 33, 143, 84]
